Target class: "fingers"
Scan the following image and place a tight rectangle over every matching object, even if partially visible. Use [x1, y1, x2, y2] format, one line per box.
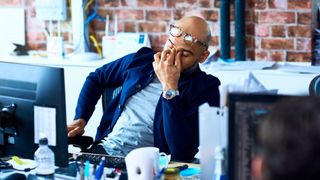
[153, 53, 160, 71]
[153, 52, 161, 64]
[166, 48, 176, 65]
[68, 127, 84, 137]
[152, 61, 157, 72]
[154, 48, 179, 69]
[67, 125, 73, 132]
[160, 49, 171, 63]
[67, 119, 86, 137]
[68, 129, 76, 137]
[175, 50, 182, 70]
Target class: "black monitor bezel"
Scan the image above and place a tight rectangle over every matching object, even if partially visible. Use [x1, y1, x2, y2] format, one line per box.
[0, 62, 68, 167]
[227, 92, 292, 180]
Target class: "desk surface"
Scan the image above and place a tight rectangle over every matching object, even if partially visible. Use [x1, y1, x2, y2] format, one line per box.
[0, 54, 110, 68]
[0, 161, 200, 180]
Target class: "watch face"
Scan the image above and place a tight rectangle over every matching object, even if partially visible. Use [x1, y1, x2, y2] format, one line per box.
[166, 90, 173, 97]
[164, 90, 179, 99]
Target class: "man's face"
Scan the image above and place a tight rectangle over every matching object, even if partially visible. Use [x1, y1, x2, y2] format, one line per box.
[163, 24, 208, 71]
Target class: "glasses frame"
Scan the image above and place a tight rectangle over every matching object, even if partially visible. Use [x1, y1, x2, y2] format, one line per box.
[169, 24, 208, 48]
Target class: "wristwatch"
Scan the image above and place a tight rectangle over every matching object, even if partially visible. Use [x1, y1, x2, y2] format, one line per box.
[163, 90, 179, 100]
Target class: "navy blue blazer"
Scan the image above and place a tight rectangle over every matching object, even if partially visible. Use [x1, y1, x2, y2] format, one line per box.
[74, 47, 220, 161]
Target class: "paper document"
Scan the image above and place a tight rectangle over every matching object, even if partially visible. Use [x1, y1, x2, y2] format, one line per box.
[278, 63, 320, 74]
[34, 106, 57, 146]
[208, 59, 276, 71]
[103, 33, 151, 61]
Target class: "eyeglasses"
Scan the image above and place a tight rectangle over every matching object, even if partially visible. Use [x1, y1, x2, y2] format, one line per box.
[169, 24, 208, 48]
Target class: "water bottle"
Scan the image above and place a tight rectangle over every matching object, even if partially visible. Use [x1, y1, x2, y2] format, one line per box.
[34, 137, 55, 175]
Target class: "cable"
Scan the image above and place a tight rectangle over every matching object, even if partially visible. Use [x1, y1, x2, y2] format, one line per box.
[81, 0, 107, 52]
[84, 0, 93, 12]
[83, 0, 98, 50]
[89, 35, 102, 57]
[83, 0, 106, 51]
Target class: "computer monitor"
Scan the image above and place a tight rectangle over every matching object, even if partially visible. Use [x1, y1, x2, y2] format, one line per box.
[227, 93, 293, 180]
[0, 62, 68, 167]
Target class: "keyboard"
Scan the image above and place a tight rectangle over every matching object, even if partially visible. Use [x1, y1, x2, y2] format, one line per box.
[74, 152, 126, 170]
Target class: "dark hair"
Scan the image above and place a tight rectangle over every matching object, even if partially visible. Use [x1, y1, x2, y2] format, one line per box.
[259, 96, 320, 180]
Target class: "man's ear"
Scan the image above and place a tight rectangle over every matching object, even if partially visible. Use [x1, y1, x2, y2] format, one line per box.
[252, 155, 264, 180]
[199, 50, 210, 63]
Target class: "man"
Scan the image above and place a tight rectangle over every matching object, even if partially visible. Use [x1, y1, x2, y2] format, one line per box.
[67, 16, 220, 161]
[252, 96, 320, 180]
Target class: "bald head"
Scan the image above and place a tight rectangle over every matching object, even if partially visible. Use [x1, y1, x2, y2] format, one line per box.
[175, 16, 211, 48]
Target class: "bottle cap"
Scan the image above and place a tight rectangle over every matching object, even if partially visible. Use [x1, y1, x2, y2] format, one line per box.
[39, 137, 48, 145]
[164, 167, 180, 175]
[214, 147, 224, 160]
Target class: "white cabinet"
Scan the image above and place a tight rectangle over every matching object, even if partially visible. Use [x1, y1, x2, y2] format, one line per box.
[63, 66, 102, 137]
[204, 68, 318, 106]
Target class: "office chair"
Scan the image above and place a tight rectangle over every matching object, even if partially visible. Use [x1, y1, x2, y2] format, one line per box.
[68, 86, 122, 151]
[309, 75, 320, 96]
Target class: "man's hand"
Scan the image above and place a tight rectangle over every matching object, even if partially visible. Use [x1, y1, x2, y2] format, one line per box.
[153, 48, 182, 91]
[67, 118, 86, 137]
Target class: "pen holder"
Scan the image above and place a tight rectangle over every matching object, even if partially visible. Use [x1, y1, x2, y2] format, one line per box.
[47, 36, 64, 60]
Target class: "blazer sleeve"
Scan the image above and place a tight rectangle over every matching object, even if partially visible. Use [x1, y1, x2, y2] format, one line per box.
[162, 75, 220, 161]
[73, 47, 155, 123]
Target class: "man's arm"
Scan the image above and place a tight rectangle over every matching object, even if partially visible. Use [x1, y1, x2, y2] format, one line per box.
[162, 82, 220, 160]
[68, 47, 155, 137]
[153, 47, 220, 160]
[68, 54, 134, 137]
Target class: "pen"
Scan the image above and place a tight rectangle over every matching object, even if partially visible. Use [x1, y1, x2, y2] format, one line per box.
[92, 163, 97, 177]
[156, 168, 166, 179]
[75, 162, 80, 175]
[43, 28, 49, 38]
[95, 157, 105, 180]
[73, 154, 80, 173]
[176, 164, 188, 171]
[80, 159, 84, 180]
[84, 160, 90, 180]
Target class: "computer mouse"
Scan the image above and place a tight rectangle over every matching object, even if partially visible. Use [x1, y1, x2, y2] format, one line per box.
[3, 172, 26, 180]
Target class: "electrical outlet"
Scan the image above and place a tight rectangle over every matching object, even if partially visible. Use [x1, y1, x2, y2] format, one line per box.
[35, 0, 67, 21]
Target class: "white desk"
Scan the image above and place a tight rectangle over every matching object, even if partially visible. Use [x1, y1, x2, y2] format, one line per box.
[1, 56, 319, 138]
[201, 62, 319, 106]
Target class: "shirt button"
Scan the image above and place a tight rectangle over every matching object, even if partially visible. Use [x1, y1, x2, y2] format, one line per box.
[136, 84, 141, 89]
[118, 105, 123, 109]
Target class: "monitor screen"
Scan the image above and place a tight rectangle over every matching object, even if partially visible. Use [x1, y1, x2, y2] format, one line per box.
[227, 93, 292, 180]
[0, 62, 68, 167]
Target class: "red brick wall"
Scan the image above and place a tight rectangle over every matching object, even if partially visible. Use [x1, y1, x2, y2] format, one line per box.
[1, 0, 314, 62]
[249, 0, 313, 62]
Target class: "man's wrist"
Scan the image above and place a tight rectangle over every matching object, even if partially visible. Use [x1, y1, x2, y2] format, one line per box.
[162, 83, 178, 91]
[78, 118, 87, 128]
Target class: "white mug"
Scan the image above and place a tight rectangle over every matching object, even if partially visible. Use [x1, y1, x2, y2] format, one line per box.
[125, 147, 170, 180]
